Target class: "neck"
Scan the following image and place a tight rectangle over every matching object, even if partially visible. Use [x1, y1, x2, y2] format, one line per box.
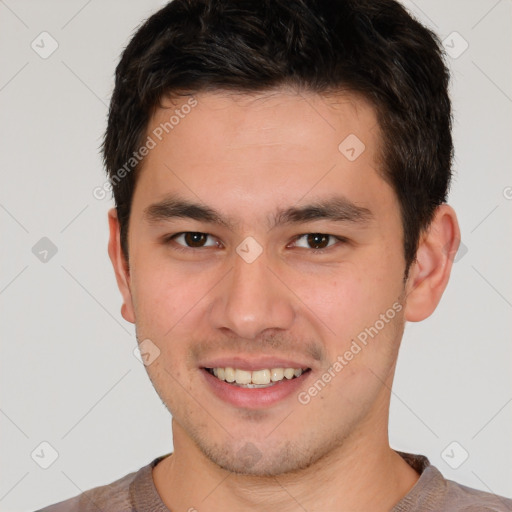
[153, 416, 419, 512]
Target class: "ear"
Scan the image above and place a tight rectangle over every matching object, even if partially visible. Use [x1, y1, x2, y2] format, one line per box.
[404, 204, 461, 322]
[107, 208, 135, 324]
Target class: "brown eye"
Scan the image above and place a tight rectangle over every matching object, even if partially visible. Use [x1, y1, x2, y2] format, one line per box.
[183, 232, 208, 247]
[291, 233, 344, 251]
[170, 232, 217, 248]
[306, 233, 330, 249]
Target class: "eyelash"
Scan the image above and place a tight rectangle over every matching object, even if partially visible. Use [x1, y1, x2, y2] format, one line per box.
[164, 232, 348, 253]
[165, 232, 220, 252]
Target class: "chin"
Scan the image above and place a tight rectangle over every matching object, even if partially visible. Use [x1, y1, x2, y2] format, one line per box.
[195, 437, 329, 477]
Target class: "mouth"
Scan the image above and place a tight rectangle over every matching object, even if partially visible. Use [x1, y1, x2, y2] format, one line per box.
[200, 366, 312, 408]
[204, 366, 311, 388]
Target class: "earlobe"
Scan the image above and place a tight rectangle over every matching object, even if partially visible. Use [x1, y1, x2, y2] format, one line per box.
[107, 208, 136, 324]
[404, 204, 460, 322]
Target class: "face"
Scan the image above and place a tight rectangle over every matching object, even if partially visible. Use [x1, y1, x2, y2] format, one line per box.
[114, 90, 411, 476]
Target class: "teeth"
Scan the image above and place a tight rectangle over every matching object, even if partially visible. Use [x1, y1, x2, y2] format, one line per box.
[235, 369, 252, 384]
[252, 369, 271, 385]
[224, 367, 235, 383]
[208, 366, 307, 385]
[270, 368, 284, 381]
[284, 368, 295, 379]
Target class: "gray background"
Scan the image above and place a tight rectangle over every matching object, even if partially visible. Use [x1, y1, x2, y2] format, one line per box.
[1, 1, 511, 510]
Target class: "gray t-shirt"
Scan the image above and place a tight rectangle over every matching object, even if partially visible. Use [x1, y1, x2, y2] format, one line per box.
[36, 451, 512, 511]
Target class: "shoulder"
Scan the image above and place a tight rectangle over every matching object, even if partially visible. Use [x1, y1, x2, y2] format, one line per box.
[440, 475, 512, 512]
[394, 452, 512, 512]
[35, 463, 150, 512]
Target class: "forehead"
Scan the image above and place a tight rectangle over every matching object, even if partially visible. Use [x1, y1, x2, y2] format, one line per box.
[146, 89, 380, 162]
[133, 89, 393, 222]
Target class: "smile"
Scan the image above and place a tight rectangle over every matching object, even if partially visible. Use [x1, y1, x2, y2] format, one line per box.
[205, 367, 310, 388]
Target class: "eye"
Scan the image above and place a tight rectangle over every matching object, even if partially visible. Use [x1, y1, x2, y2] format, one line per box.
[171, 232, 219, 248]
[291, 233, 343, 250]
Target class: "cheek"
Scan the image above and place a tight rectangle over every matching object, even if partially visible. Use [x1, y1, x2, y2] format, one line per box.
[130, 256, 211, 336]
[290, 260, 400, 329]
[303, 274, 364, 323]
[287, 260, 404, 377]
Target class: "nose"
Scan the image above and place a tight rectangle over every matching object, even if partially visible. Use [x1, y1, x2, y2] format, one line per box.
[208, 249, 296, 340]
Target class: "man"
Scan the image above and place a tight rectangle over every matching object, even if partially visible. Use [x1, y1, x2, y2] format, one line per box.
[38, 0, 512, 510]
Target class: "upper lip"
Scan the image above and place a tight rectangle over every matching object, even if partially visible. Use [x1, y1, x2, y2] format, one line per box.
[199, 356, 313, 372]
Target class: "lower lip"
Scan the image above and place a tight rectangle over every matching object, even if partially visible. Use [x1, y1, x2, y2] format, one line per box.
[201, 368, 312, 409]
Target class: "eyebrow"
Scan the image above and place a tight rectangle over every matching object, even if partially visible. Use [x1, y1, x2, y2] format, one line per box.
[144, 195, 237, 230]
[271, 197, 373, 227]
[143, 194, 373, 231]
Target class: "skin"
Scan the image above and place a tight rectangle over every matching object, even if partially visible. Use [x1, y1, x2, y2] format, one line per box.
[108, 89, 460, 511]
